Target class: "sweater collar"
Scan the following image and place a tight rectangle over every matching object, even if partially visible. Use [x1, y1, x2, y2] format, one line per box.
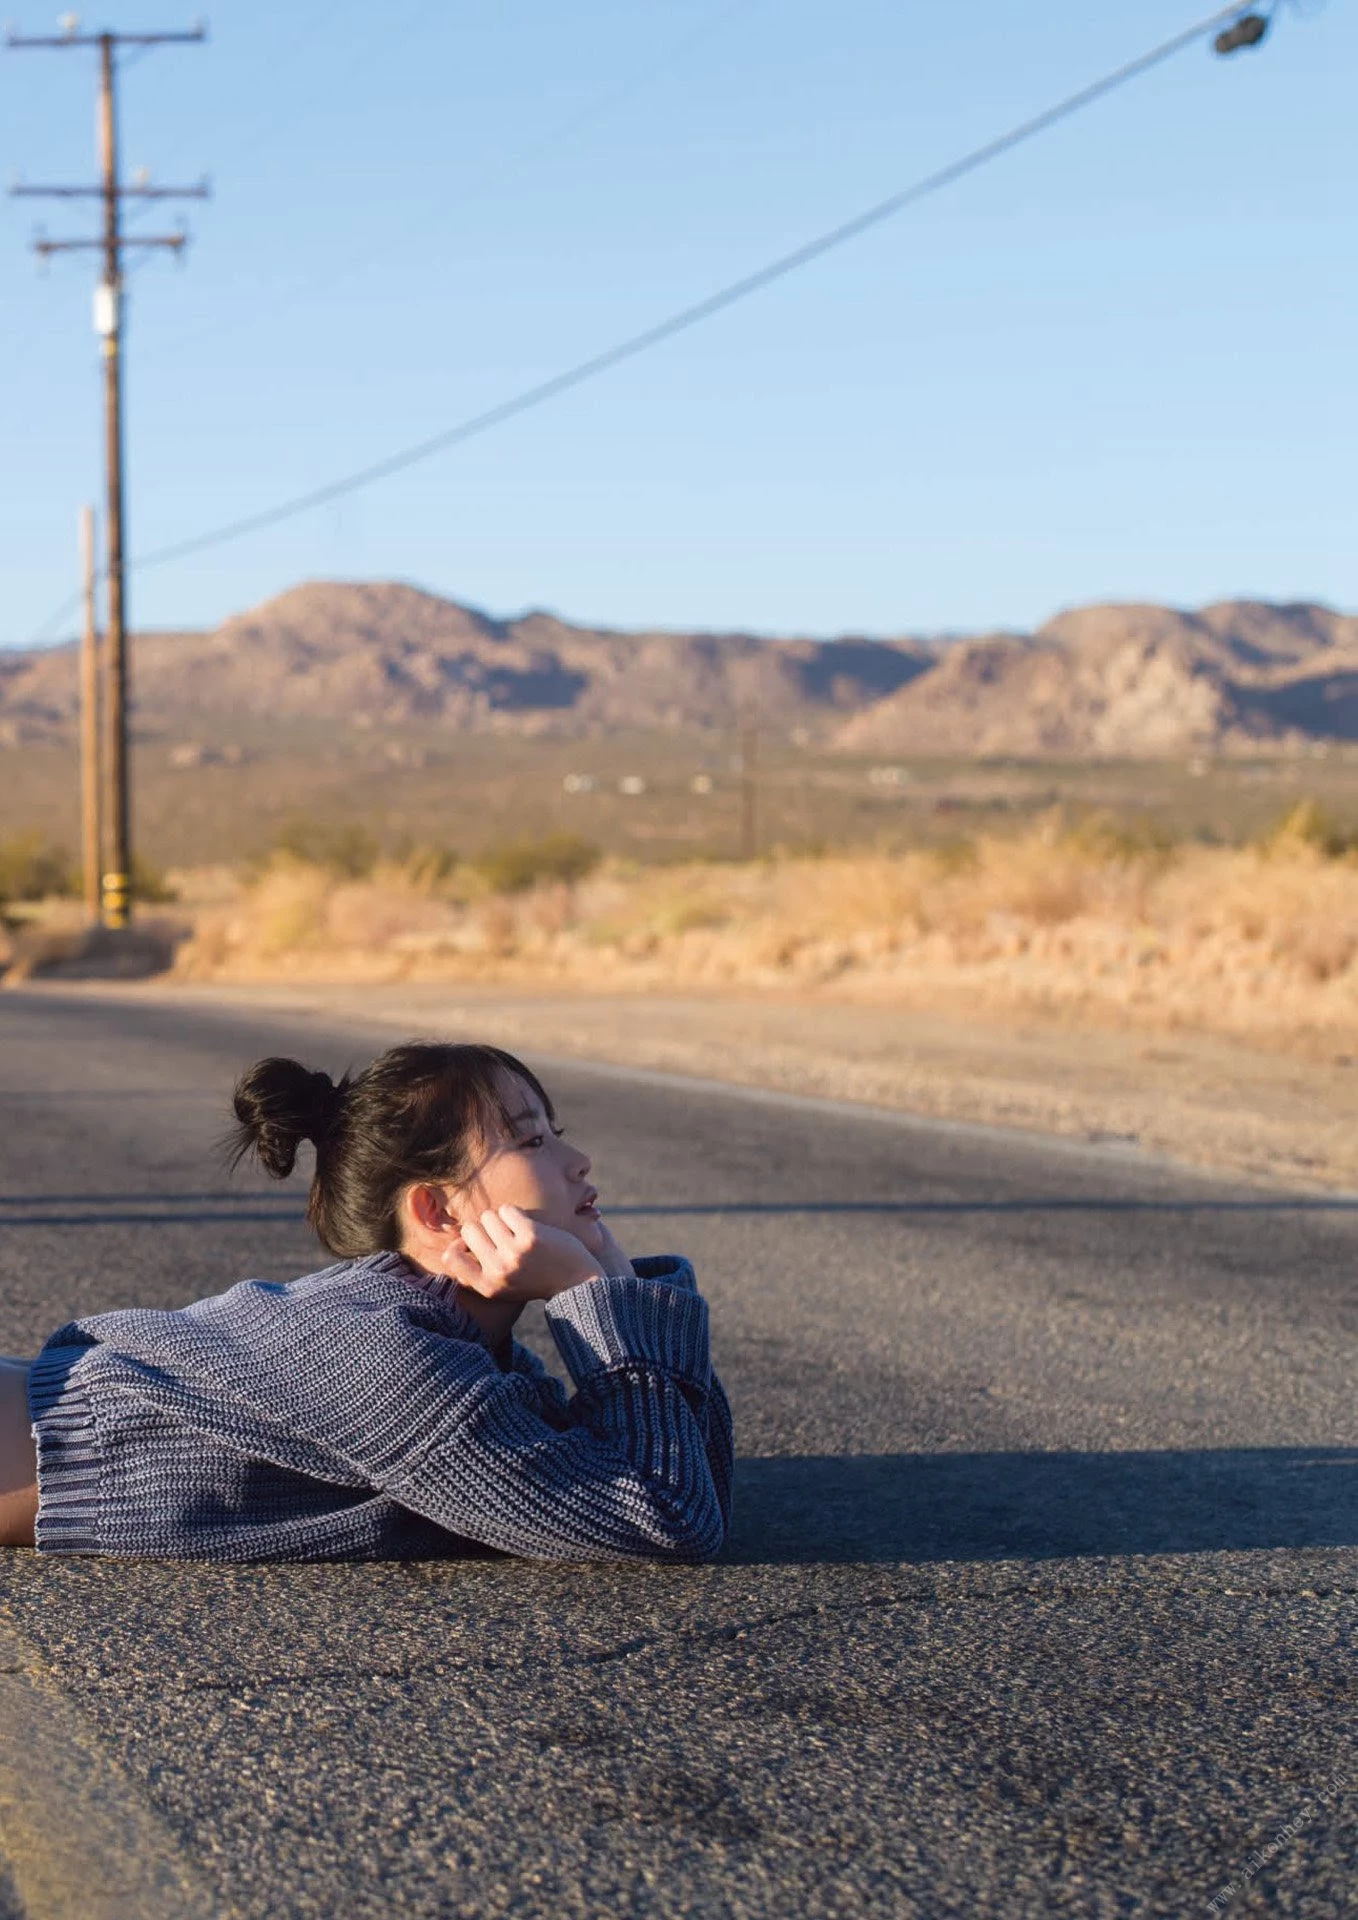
[361, 1250, 494, 1349]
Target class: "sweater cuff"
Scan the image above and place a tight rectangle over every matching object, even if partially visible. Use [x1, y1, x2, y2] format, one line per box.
[545, 1274, 710, 1390]
[28, 1332, 103, 1556]
[631, 1254, 697, 1294]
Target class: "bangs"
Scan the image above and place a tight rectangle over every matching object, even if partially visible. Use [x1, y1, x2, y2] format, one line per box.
[391, 1043, 559, 1185]
[460, 1045, 558, 1138]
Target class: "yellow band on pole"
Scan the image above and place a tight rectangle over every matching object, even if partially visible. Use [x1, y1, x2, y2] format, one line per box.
[101, 870, 129, 928]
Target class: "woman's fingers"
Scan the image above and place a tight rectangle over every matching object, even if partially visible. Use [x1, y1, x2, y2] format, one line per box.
[478, 1208, 518, 1255]
[495, 1204, 534, 1242]
[443, 1207, 597, 1303]
[592, 1215, 636, 1280]
[453, 1212, 531, 1295]
[458, 1217, 498, 1271]
[440, 1241, 488, 1287]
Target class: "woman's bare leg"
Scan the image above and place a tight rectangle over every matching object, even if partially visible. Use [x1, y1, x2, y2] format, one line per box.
[0, 1361, 38, 1549]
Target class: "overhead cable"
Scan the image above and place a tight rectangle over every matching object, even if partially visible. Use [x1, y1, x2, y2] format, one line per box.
[24, 1, 1271, 644]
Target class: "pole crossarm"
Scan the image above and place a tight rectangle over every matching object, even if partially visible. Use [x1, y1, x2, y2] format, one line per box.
[32, 234, 187, 256]
[12, 181, 210, 200]
[5, 28, 207, 49]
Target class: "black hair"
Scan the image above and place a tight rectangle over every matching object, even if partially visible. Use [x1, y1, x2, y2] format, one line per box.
[228, 1041, 557, 1257]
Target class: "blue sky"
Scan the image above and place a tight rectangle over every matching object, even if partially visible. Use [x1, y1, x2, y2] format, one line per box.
[1, 0, 1352, 646]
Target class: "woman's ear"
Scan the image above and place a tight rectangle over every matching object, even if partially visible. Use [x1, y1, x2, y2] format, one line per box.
[406, 1182, 457, 1236]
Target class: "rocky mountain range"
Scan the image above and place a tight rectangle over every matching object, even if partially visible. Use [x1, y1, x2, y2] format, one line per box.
[835, 600, 1358, 756]
[0, 582, 930, 747]
[2, 580, 1356, 757]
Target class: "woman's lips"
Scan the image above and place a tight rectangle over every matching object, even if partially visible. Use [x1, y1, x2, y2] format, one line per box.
[575, 1191, 600, 1218]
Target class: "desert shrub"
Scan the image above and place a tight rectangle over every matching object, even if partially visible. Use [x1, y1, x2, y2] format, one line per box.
[968, 837, 1093, 929]
[130, 854, 178, 904]
[930, 835, 980, 876]
[247, 858, 333, 952]
[1064, 811, 1174, 862]
[391, 842, 460, 892]
[1257, 800, 1358, 861]
[473, 834, 601, 895]
[267, 817, 379, 879]
[170, 822, 1358, 1057]
[0, 834, 74, 904]
[650, 898, 731, 936]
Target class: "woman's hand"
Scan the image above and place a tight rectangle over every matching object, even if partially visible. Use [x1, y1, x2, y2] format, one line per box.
[591, 1214, 636, 1280]
[444, 1205, 605, 1304]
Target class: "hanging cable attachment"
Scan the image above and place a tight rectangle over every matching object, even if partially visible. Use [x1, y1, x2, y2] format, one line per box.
[1213, 12, 1271, 53]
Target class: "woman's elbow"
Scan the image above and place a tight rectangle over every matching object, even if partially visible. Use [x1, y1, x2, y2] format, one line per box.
[645, 1487, 728, 1562]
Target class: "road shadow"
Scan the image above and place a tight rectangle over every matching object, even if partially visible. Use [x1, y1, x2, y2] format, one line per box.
[727, 1449, 1358, 1564]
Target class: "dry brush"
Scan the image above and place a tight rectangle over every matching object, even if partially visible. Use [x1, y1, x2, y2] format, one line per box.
[165, 806, 1358, 1059]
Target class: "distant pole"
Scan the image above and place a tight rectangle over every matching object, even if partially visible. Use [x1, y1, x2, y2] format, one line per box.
[738, 721, 758, 861]
[7, 18, 209, 927]
[79, 504, 103, 925]
[97, 32, 131, 929]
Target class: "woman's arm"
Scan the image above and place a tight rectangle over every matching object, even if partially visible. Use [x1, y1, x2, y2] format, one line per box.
[44, 1231, 732, 1563]
[508, 1257, 735, 1543]
[401, 1223, 732, 1557]
[388, 1271, 729, 1561]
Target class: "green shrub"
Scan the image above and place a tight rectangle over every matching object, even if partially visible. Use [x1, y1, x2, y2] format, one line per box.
[268, 817, 380, 879]
[930, 834, 980, 876]
[1065, 811, 1174, 861]
[0, 834, 74, 904]
[1257, 800, 1358, 860]
[396, 842, 461, 891]
[473, 834, 601, 895]
[131, 854, 179, 904]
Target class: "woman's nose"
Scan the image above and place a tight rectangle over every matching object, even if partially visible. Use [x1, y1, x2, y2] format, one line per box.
[569, 1145, 591, 1179]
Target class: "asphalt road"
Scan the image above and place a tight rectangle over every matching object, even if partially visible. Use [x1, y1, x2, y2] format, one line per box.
[0, 986, 1353, 1919]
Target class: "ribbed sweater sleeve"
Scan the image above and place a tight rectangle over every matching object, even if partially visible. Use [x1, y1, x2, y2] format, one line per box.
[28, 1252, 733, 1564]
[392, 1266, 731, 1561]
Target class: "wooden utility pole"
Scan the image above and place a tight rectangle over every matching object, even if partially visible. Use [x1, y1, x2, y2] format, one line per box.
[79, 505, 102, 923]
[738, 720, 758, 862]
[8, 21, 207, 927]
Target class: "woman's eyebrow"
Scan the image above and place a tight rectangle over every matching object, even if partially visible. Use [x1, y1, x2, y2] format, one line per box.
[504, 1110, 541, 1128]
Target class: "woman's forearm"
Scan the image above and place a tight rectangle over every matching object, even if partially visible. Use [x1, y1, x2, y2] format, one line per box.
[389, 1271, 729, 1561]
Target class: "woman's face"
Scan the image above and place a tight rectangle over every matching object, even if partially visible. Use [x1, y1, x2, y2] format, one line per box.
[451, 1075, 606, 1255]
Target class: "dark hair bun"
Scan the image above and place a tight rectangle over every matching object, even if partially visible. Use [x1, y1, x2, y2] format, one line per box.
[229, 1056, 343, 1180]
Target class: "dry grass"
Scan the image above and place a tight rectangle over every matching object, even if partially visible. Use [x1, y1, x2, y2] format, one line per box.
[162, 810, 1358, 1060]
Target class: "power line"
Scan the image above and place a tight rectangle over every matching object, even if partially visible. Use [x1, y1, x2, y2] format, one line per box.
[24, 0, 1273, 644]
[127, 2, 1266, 570]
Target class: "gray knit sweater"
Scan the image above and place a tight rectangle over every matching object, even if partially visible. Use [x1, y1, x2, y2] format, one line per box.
[28, 1251, 733, 1563]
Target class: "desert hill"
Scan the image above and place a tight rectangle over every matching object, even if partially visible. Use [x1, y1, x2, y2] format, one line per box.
[0, 582, 932, 746]
[3, 581, 1357, 757]
[832, 601, 1358, 756]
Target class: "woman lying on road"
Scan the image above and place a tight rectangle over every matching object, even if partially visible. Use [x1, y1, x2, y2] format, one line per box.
[0, 1042, 732, 1562]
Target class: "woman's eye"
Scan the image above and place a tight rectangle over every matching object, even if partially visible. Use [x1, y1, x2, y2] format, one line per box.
[519, 1133, 545, 1150]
